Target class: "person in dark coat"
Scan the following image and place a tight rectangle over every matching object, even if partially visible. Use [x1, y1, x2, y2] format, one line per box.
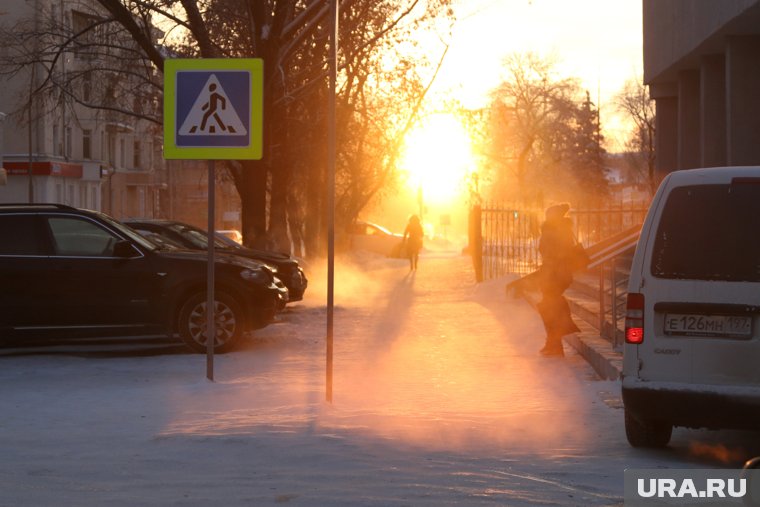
[403, 215, 424, 271]
[536, 203, 580, 356]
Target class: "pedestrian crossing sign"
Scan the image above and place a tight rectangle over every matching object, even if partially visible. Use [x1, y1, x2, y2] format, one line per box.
[163, 59, 263, 160]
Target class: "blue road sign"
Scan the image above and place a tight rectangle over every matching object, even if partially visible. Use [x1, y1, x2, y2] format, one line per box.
[164, 59, 263, 160]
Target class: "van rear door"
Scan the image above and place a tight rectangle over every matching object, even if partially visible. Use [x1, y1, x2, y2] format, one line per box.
[641, 180, 760, 386]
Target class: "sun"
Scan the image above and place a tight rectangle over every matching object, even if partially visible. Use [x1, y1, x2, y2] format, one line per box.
[400, 114, 474, 206]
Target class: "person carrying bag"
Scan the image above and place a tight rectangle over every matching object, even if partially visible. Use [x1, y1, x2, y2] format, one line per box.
[535, 203, 582, 357]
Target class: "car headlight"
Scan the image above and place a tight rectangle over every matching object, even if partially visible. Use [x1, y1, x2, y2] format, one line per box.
[239, 268, 269, 284]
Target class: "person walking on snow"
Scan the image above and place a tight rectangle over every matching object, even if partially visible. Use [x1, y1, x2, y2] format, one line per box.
[536, 203, 580, 357]
[403, 215, 424, 271]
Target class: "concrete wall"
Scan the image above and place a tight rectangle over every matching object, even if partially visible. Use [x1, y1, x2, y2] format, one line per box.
[644, 0, 760, 84]
[645, 0, 760, 173]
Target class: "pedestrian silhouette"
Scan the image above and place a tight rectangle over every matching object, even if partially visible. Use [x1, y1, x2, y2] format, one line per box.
[536, 203, 581, 357]
[200, 83, 227, 133]
[403, 215, 424, 271]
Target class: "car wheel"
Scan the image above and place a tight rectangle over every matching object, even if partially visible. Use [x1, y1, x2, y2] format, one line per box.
[624, 408, 672, 448]
[178, 292, 243, 354]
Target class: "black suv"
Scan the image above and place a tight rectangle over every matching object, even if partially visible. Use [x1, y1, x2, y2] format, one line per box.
[0, 204, 283, 353]
[124, 219, 308, 301]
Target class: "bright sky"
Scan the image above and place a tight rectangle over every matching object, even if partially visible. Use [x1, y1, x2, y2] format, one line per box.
[395, 0, 642, 225]
[428, 0, 643, 145]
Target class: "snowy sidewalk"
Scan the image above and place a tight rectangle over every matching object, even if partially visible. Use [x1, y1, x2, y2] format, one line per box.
[0, 252, 640, 506]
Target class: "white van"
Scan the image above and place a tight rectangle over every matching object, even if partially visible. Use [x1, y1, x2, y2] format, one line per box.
[622, 166, 760, 448]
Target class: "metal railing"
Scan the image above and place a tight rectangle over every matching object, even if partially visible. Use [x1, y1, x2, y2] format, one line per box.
[596, 256, 633, 348]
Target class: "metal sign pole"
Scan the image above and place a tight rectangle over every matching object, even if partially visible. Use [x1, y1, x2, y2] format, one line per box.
[163, 58, 262, 381]
[207, 159, 215, 381]
[326, 0, 338, 403]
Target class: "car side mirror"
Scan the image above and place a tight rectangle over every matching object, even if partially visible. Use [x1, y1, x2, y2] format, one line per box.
[113, 240, 140, 258]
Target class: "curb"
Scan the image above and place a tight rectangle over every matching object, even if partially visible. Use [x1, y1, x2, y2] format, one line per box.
[564, 321, 622, 381]
[521, 290, 623, 381]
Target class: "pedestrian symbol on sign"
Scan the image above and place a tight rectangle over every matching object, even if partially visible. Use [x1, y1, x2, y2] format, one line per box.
[178, 74, 247, 137]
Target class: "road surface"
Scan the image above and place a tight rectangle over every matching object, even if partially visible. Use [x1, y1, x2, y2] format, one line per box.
[0, 252, 757, 506]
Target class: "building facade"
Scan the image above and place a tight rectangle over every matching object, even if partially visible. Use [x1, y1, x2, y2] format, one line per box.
[644, 0, 760, 179]
[0, 0, 165, 218]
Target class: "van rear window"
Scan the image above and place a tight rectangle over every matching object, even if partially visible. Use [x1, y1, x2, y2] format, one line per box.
[652, 184, 760, 281]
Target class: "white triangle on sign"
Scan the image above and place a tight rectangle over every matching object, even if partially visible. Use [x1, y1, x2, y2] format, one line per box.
[178, 74, 247, 136]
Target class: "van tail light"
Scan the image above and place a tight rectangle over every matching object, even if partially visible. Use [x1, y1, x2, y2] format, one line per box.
[625, 293, 645, 344]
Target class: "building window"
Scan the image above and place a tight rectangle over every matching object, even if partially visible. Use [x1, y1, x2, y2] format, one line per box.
[146, 141, 153, 169]
[82, 73, 92, 102]
[82, 129, 91, 159]
[71, 11, 103, 60]
[119, 138, 125, 168]
[108, 133, 115, 165]
[65, 127, 72, 158]
[133, 140, 141, 169]
[53, 125, 60, 156]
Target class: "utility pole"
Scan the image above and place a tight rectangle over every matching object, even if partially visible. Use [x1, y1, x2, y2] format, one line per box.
[28, 63, 35, 203]
[325, 0, 338, 404]
[0, 112, 6, 187]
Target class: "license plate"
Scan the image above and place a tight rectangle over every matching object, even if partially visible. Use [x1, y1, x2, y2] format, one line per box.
[664, 313, 753, 338]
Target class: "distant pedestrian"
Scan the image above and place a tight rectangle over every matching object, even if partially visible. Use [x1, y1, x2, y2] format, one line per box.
[536, 203, 580, 357]
[403, 215, 424, 271]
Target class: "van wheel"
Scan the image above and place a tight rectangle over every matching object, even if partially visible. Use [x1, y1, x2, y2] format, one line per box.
[625, 408, 672, 448]
[178, 292, 243, 354]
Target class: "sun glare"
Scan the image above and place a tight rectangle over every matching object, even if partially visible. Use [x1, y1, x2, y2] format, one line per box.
[400, 114, 473, 205]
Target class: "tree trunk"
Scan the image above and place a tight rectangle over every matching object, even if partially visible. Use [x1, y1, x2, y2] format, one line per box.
[240, 160, 268, 248]
[269, 163, 291, 253]
[303, 156, 326, 258]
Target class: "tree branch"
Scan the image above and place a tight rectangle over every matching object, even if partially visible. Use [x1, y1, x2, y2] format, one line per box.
[95, 0, 165, 71]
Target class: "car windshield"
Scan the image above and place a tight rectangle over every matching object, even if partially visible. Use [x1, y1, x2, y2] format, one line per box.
[215, 233, 244, 250]
[651, 183, 760, 281]
[95, 212, 159, 251]
[135, 230, 184, 250]
[167, 223, 229, 249]
[367, 223, 392, 235]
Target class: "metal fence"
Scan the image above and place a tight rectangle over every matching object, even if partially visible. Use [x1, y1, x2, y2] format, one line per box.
[480, 205, 541, 279]
[571, 206, 648, 246]
[476, 202, 648, 280]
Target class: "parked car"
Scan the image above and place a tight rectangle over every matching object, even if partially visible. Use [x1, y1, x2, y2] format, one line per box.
[124, 219, 308, 302]
[0, 204, 284, 353]
[623, 166, 760, 447]
[347, 220, 406, 258]
[217, 229, 243, 244]
[129, 227, 290, 311]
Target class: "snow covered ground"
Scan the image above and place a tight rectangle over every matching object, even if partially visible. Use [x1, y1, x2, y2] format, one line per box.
[1, 251, 759, 506]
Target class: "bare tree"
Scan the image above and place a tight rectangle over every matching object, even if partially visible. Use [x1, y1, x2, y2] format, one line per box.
[0, 1, 162, 126]
[2, 0, 455, 255]
[485, 53, 607, 205]
[614, 76, 656, 195]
